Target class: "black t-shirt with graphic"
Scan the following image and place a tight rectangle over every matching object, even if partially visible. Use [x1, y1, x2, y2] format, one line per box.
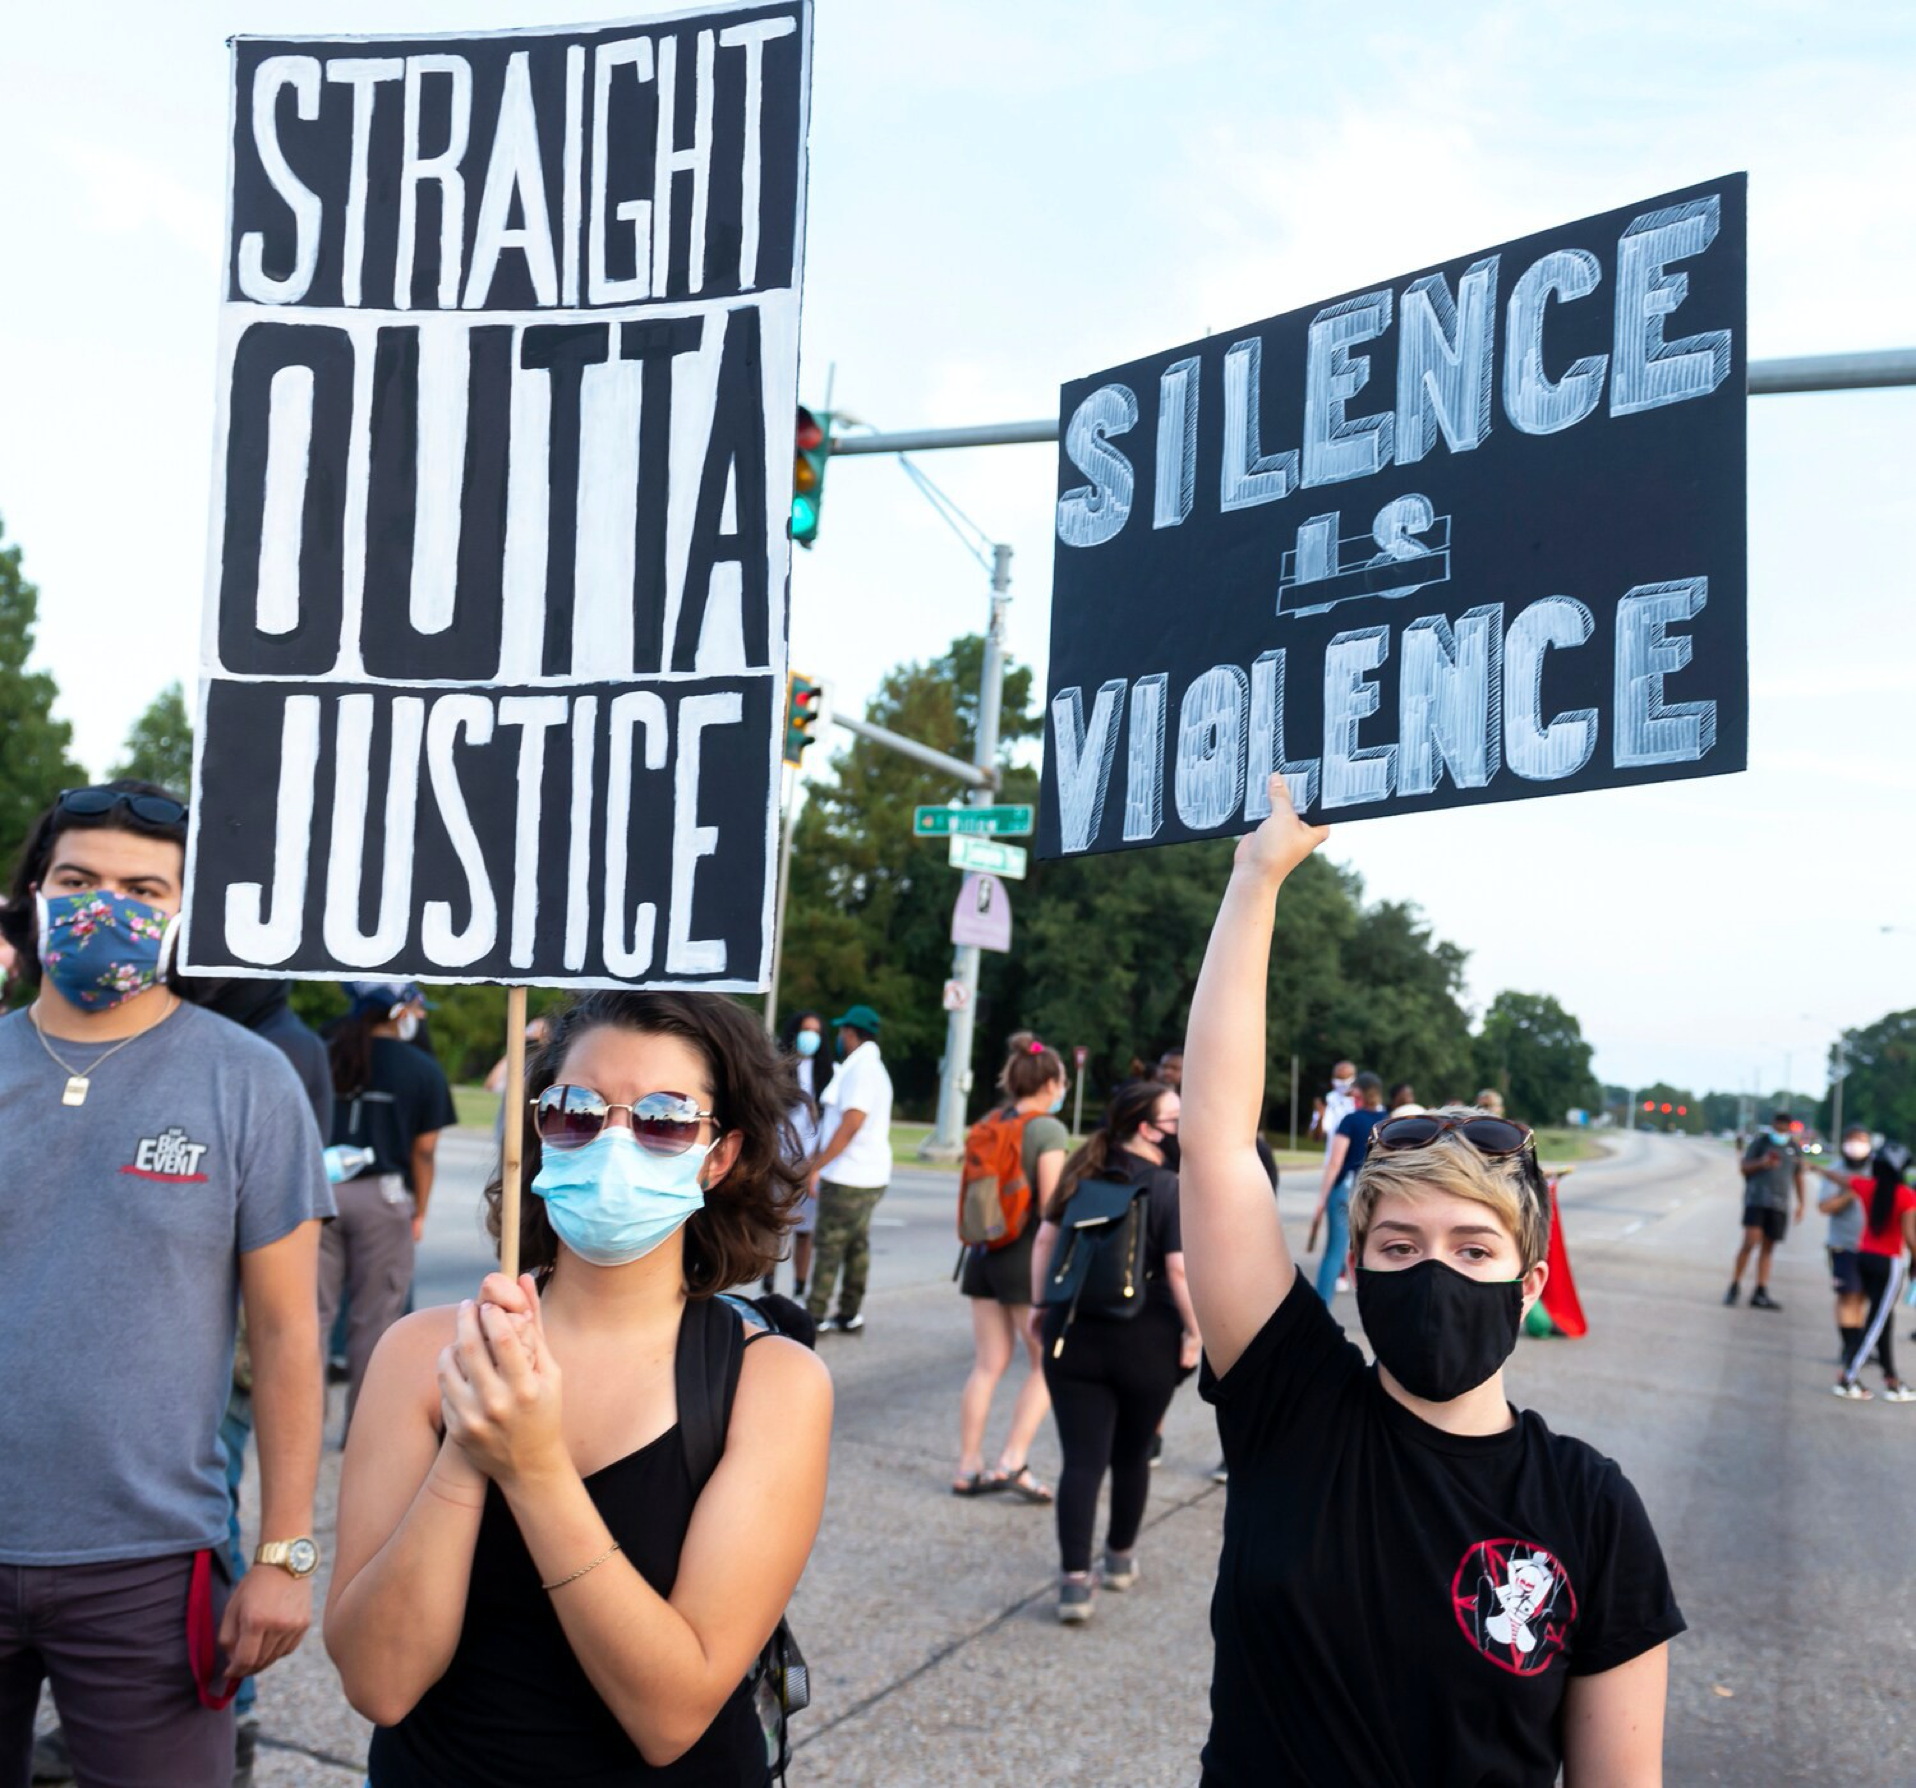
[1198, 1272, 1684, 1786]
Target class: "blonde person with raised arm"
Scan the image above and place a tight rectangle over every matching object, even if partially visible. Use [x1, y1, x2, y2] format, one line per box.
[325, 991, 831, 1785]
[1179, 774, 1684, 1788]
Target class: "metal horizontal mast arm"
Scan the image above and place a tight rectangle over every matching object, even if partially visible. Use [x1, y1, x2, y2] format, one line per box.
[831, 712, 996, 789]
[828, 349, 1916, 457]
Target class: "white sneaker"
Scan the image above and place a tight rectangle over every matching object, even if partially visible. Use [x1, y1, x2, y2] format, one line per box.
[1881, 1384, 1916, 1403]
[1832, 1381, 1873, 1401]
[1100, 1549, 1139, 1591]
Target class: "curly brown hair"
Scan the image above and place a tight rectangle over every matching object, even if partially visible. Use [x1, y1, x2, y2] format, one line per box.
[485, 990, 806, 1294]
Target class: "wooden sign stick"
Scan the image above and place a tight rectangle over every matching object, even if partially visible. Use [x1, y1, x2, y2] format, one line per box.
[499, 984, 529, 1281]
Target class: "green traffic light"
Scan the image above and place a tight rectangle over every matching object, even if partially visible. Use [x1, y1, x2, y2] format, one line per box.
[791, 493, 819, 545]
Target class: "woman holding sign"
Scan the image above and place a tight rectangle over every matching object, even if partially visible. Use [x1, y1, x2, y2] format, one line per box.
[325, 992, 831, 1784]
[1178, 775, 1683, 1786]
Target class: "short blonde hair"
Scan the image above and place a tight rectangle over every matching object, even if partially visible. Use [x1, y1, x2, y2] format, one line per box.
[1349, 1106, 1550, 1270]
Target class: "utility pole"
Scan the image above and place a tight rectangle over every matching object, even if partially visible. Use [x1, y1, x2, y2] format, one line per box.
[764, 767, 800, 1036]
[923, 543, 1012, 1159]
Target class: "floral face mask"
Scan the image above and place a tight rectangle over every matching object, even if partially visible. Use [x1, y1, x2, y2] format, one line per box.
[35, 890, 179, 1012]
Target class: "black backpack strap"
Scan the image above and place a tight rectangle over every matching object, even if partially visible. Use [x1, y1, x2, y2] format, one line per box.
[676, 1296, 745, 1496]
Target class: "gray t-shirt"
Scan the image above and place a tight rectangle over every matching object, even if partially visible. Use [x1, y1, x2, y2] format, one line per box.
[1741, 1134, 1798, 1212]
[1824, 1173, 1866, 1251]
[0, 1003, 333, 1564]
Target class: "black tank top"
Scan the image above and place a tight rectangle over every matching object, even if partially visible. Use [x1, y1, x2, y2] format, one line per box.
[368, 1389, 768, 1784]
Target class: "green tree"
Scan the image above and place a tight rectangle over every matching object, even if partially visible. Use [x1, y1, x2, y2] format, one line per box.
[1820, 1010, 1916, 1140]
[0, 517, 84, 873]
[1472, 990, 1601, 1124]
[113, 682, 194, 795]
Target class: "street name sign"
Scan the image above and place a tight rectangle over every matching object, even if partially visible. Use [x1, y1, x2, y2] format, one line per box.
[1040, 176, 1747, 860]
[949, 835, 1027, 879]
[914, 804, 1035, 837]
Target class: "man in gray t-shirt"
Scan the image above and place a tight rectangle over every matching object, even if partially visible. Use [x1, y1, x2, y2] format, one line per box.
[1725, 1110, 1806, 1311]
[0, 784, 332, 1783]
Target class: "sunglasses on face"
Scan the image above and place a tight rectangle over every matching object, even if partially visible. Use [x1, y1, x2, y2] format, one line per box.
[1372, 1112, 1534, 1156]
[57, 786, 188, 827]
[533, 1085, 717, 1155]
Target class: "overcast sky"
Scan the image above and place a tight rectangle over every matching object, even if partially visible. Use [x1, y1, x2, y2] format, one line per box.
[2, 0, 1911, 1098]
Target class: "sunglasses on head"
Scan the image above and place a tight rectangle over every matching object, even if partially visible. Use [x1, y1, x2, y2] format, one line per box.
[58, 786, 188, 827]
[533, 1085, 717, 1155]
[1372, 1112, 1535, 1158]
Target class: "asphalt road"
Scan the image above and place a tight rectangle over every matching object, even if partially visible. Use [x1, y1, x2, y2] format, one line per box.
[77, 1125, 1912, 1785]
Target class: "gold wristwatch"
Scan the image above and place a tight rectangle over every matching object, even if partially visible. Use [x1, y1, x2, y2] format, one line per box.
[254, 1537, 321, 1578]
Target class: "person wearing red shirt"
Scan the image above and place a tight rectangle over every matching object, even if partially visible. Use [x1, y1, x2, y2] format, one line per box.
[1817, 1143, 1916, 1402]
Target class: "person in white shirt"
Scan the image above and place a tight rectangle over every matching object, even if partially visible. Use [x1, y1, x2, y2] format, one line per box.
[805, 1004, 895, 1334]
[1313, 1060, 1357, 1156]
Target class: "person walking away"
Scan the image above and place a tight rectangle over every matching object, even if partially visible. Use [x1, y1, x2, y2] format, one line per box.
[325, 991, 832, 1785]
[1180, 772, 1683, 1785]
[805, 1005, 893, 1335]
[1030, 1081, 1200, 1623]
[1813, 1125, 1874, 1378]
[952, 1035, 1067, 1504]
[1726, 1109, 1805, 1309]
[1311, 1074, 1386, 1300]
[1829, 1142, 1916, 1401]
[0, 782, 332, 1784]
[766, 1012, 826, 1296]
[321, 981, 456, 1436]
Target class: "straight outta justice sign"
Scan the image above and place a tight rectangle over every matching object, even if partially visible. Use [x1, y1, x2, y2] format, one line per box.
[1039, 177, 1747, 861]
[182, 3, 811, 988]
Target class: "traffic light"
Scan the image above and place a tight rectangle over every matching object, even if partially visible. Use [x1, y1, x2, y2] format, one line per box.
[792, 406, 832, 547]
[784, 672, 823, 764]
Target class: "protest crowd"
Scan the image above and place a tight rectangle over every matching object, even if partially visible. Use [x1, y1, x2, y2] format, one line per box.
[17, 767, 1839, 1786]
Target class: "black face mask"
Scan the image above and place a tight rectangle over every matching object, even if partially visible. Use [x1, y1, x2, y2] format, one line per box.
[1355, 1259, 1524, 1403]
[1155, 1130, 1181, 1171]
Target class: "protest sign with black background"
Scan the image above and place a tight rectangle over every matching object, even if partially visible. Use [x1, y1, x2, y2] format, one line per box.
[1039, 176, 1746, 861]
[183, 2, 811, 989]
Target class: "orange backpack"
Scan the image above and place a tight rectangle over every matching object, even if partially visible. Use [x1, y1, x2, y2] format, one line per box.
[958, 1106, 1039, 1250]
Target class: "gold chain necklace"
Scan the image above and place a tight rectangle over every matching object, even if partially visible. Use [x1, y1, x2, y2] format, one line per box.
[29, 998, 179, 1107]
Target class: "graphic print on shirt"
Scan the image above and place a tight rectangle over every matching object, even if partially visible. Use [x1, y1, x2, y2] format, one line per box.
[1451, 1539, 1577, 1676]
[120, 1125, 213, 1183]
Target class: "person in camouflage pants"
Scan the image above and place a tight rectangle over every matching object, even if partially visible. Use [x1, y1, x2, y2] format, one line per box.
[806, 1182, 886, 1327]
[803, 1006, 894, 1332]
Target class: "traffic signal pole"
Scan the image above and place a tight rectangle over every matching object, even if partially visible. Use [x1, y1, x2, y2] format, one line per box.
[764, 767, 800, 1037]
[923, 542, 1012, 1161]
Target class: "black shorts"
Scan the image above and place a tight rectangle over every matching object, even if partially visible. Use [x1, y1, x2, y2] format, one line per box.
[1742, 1204, 1788, 1244]
[959, 1227, 1038, 1305]
[1829, 1247, 1864, 1297]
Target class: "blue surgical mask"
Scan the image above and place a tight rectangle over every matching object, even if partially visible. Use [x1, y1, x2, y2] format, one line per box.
[1046, 1089, 1066, 1114]
[35, 889, 178, 1012]
[531, 1130, 709, 1267]
[795, 1030, 821, 1058]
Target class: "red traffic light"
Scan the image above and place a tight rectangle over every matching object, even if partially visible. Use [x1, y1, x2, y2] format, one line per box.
[1642, 1100, 1654, 1111]
[796, 406, 825, 452]
[1790, 1119, 1804, 1133]
[1677, 1105, 1687, 1116]
[1660, 1103, 1672, 1114]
